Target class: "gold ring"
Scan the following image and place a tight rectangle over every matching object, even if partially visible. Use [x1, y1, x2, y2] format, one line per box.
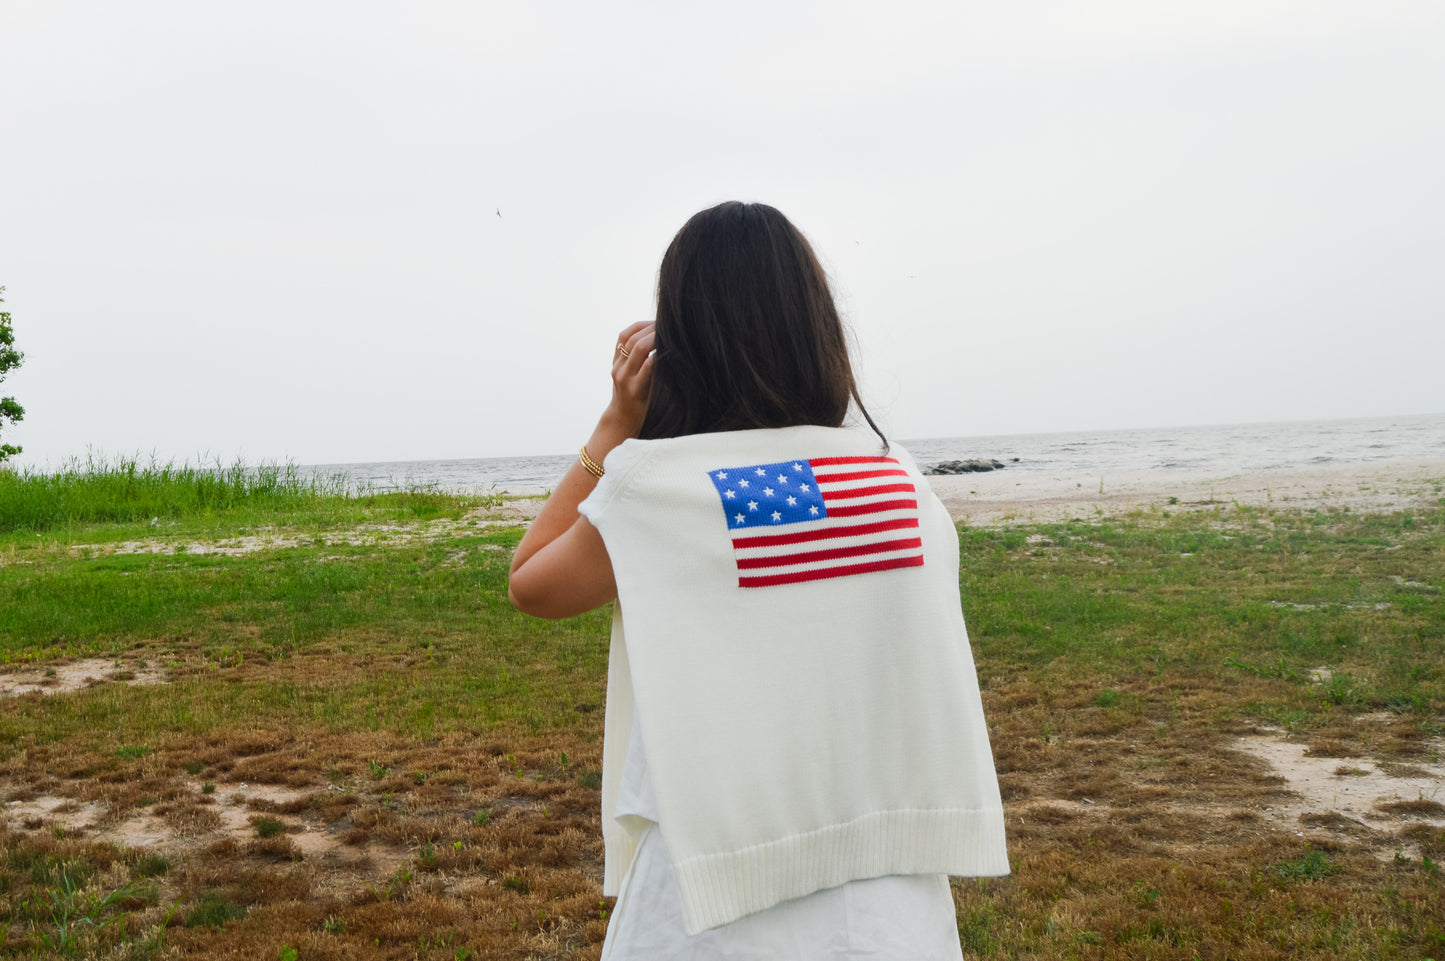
[616, 343, 631, 358]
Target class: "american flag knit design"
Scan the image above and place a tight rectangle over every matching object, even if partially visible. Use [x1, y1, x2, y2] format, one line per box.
[706, 455, 925, 588]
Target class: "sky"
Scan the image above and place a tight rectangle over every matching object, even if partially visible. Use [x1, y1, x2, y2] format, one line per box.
[2, 1, 1442, 467]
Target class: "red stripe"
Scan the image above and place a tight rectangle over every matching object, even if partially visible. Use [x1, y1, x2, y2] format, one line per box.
[739, 554, 925, 588]
[732, 517, 920, 549]
[825, 499, 918, 518]
[809, 456, 901, 467]
[821, 482, 916, 501]
[736, 537, 923, 570]
[813, 468, 909, 483]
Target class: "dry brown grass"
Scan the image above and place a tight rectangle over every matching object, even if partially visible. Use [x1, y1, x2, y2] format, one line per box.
[9, 664, 1434, 959]
[3, 500, 1442, 957]
[1376, 798, 1445, 818]
[0, 720, 613, 959]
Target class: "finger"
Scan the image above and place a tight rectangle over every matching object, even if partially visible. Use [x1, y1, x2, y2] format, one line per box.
[611, 322, 651, 369]
[631, 344, 656, 392]
[611, 341, 637, 371]
[620, 329, 655, 375]
[625, 325, 654, 355]
[621, 323, 653, 355]
[614, 321, 650, 350]
[613, 332, 651, 376]
[631, 350, 656, 395]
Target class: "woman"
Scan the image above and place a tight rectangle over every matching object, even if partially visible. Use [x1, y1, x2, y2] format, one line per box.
[509, 202, 1008, 959]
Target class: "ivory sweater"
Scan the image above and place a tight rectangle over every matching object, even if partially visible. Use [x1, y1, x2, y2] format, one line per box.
[578, 425, 1009, 934]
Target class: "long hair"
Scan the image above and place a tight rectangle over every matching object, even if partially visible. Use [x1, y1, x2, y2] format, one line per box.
[638, 202, 886, 446]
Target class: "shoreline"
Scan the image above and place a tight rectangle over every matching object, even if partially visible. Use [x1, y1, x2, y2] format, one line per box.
[487, 458, 1445, 527]
[925, 458, 1445, 525]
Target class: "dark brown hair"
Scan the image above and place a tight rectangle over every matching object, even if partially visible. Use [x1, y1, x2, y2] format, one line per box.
[638, 201, 885, 446]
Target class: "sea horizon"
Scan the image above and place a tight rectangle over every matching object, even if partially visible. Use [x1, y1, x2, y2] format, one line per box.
[304, 411, 1445, 496]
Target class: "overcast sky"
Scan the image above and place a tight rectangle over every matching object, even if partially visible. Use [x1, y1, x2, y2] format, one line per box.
[2, 1, 1442, 467]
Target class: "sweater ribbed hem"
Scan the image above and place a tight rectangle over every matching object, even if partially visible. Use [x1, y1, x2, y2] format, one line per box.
[602, 829, 637, 897]
[668, 806, 1010, 934]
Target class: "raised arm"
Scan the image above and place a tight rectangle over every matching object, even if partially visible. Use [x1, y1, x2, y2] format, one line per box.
[507, 322, 654, 619]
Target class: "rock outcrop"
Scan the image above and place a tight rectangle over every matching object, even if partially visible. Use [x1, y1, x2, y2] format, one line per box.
[925, 458, 1006, 475]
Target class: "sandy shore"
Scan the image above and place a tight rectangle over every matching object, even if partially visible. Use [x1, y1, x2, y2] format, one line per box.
[926, 458, 1445, 525]
[492, 459, 1445, 527]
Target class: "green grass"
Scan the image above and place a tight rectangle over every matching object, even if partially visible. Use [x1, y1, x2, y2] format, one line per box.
[251, 817, 285, 839]
[30, 873, 142, 956]
[0, 454, 344, 532]
[0, 452, 500, 534]
[957, 502, 1445, 723]
[0, 485, 608, 749]
[1, 489, 1440, 760]
[0, 482, 1442, 960]
[1274, 848, 1341, 882]
[133, 854, 170, 877]
[185, 891, 246, 928]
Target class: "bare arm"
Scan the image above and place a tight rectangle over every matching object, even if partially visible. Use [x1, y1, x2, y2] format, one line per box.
[507, 322, 655, 619]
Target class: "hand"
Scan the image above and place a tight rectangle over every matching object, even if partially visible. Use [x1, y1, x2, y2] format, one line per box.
[604, 321, 655, 438]
[507, 321, 655, 619]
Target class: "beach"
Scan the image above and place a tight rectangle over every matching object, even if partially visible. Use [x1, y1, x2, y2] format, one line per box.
[486, 457, 1445, 528]
[926, 457, 1445, 525]
[309, 414, 1445, 510]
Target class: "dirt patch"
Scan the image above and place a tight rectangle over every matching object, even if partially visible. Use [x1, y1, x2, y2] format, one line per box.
[1235, 731, 1445, 851]
[2, 795, 108, 831]
[0, 778, 410, 875]
[0, 658, 167, 699]
[1011, 798, 1103, 826]
[94, 532, 314, 556]
[206, 783, 339, 857]
[69, 508, 535, 558]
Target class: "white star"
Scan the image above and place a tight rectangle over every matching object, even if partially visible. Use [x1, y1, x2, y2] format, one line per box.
[793, 462, 804, 471]
[738, 479, 750, 488]
[724, 490, 735, 499]
[809, 505, 819, 515]
[799, 484, 810, 492]
[748, 500, 759, 511]
[755, 468, 766, 476]
[771, 511, 782, 522]
[715, 471, 728, 480]
[734, 513, 745, 524]
[763, 487, 774, 497]
[786, 496, 797, 506]
[777, 474, 788, 483]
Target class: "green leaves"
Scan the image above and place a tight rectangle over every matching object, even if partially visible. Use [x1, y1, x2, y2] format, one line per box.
[0, 285, 23, 464]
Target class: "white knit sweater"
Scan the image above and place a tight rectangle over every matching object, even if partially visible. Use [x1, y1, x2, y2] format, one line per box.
[579, 425, 1009, 934]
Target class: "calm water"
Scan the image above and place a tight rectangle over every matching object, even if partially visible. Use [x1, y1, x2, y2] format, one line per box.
[308, 413, 1445, 495]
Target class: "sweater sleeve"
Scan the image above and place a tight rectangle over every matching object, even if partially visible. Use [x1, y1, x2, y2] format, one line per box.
[578, 439, 651, 527]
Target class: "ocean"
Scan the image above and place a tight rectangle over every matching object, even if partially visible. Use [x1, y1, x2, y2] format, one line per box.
[306, 413, 1445, 495]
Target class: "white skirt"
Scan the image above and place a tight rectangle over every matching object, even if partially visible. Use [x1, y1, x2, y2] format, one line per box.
[600, 820, 965, 961]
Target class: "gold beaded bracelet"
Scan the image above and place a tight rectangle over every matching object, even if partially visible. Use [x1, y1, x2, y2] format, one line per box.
[578, 444, 605, 478]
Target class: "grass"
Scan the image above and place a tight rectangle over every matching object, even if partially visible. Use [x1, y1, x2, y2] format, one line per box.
[251, 816, 285, 839]
[1274, 848, 1341, 881]
[0, 477, 1441, 958]
[0, 452, 501, 534]
[185, 891, 246, 929]
[0, 454, 344, 533]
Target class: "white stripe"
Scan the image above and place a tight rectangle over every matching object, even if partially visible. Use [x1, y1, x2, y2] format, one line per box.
[728, 507, 919, 543]
[819, 493, 919, 512]
[735, 544, 924, 576]
[733, 524, 922, 562]
[814, 473, 911, 489]
[816, 480, 916, 501]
